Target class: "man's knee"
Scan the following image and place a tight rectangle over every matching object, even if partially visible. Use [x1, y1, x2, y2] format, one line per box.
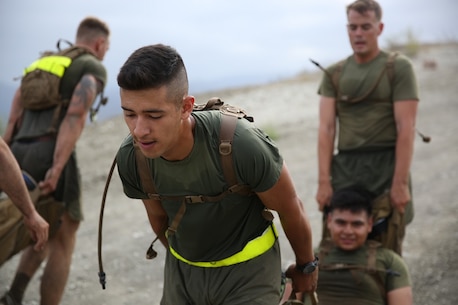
[50, 212, 79, 248]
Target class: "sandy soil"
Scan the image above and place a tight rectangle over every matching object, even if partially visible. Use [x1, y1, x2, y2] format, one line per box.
[1, 43, 457, 305]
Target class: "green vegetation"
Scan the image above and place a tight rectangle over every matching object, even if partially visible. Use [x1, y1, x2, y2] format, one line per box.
[261, 124, 279, 141]
[385, 27, 421, 58]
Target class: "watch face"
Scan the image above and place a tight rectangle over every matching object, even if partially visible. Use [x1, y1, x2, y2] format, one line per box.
[297, 257, 319, 274]
[304, 265, 316, 274]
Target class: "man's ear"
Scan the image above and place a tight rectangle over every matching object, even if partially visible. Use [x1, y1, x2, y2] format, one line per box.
[181, 95, 195, 117]
[367, 215, 374, 233]
[326, 212, 333, 229]
[378, 22, 384, 36]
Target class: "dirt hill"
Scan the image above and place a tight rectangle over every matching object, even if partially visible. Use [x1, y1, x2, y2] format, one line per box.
[1, 43, 457, 305]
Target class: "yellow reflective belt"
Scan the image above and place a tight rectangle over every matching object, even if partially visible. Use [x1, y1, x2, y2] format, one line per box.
[169, 224, 278, 267]
[24, 55, 72, 77]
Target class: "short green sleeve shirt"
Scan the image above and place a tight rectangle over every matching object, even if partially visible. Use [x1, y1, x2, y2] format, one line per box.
[116, 110, 284, 262]
[318, 51, 419, 151]
[315, 244, 411, 305]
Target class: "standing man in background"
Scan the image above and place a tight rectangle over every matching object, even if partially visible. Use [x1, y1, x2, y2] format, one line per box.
[1, 16, 110, 305]
[315, 0, 419, 254]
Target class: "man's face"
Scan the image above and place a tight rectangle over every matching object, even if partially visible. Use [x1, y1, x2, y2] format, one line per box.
[120, 86, 194, 161]
[347, 9, 383, 62]
[327, 208, 373, 251]
[95, 36, 110, 61]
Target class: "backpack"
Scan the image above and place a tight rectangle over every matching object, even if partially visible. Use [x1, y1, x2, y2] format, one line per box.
[315, 239, 401, 304]
[310, 53, 431, 143]
[96, 97, 272, 289]
[19, 39, 108, 134]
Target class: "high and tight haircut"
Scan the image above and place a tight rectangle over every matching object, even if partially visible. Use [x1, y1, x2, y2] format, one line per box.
[328, 185, 376, 216]
[117, 44, 189, 106]
[76, 16, 110, 43]
[346, 0, 383, 21]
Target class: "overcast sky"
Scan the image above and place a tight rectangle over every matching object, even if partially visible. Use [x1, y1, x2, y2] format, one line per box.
[1, 0, 456, 119]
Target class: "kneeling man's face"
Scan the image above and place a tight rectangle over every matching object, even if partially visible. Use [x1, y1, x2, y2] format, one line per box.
[327, 209, 373, 251]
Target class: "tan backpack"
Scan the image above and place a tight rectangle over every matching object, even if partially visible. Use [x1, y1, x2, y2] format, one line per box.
[19, 39, 108, 133]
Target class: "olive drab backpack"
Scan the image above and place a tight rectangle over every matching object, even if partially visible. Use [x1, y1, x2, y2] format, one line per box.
[96, 97, 268, 289]
[314, 239, 401, 304]
[19, 39, 108, 133]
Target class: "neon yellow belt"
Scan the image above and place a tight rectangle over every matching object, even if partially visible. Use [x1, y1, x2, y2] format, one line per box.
[169, 224, 278, 268]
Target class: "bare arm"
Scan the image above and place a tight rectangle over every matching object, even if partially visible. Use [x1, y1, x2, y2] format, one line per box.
[142, 198, 169, 247]
[257, 163, 317, 293]
[38, 74, 100, 195]
[0, 137, 49, 250]
[3, 88, 24, 144]
[315, 95, 337, 211]
[387, 286, 413, 305]
[391, 100, 418, 213]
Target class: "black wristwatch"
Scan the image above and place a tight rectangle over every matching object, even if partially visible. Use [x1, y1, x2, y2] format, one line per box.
[296, 256, 319, 274]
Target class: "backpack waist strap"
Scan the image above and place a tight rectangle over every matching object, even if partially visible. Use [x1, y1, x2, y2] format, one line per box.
[169, 224, 278, 267]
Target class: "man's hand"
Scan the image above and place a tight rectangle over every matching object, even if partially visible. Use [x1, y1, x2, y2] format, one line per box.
[285, 263, 318, 294]
[316, 181, 333, 211]
[390, 183, 410, 214]
[22, 210, 49, 251]
[38, 168, 60, 196]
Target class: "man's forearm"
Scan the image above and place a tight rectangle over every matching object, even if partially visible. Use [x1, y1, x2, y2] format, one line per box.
[393, 127, 415, 185]
[0, 140, 36, 217]
[281, 200, 315, 264]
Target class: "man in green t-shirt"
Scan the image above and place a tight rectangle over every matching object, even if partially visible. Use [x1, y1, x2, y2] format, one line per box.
[315, 0, 419, 255]
[2, 17, 110, 305]
[306, 186, 412, 305]
[115, 44, 318, 305]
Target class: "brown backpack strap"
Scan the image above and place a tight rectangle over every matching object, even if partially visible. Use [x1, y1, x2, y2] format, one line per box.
[133, 142, 182, 236]
[317, 238, 333, 263]
[219, 113, 239, 187]
[366, 241, 387, 300]
[134, 143, 157, 195]
[385, 51, 398, 86]
[332, 59, 345, 101]
[334, 52, 399, 104]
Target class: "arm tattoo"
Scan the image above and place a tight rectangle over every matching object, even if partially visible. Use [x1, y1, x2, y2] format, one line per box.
[72, 74, 98, 111]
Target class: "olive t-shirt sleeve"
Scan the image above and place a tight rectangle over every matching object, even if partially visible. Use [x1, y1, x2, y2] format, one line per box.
[232, 120, 284, 193]
[384, 250, 412, 292]
[392, 55, 419, 102]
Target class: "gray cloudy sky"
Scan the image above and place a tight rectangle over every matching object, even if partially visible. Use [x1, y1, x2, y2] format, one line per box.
[0, 0, 456, 119]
